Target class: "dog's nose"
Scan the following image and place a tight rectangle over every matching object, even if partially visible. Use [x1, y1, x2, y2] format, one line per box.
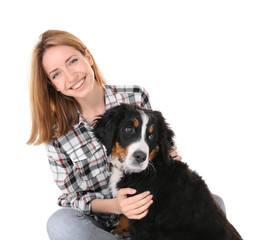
[134, 151, 147, 163]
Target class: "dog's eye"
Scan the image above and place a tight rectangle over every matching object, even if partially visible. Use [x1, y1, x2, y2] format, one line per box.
[125, 127, 135, 134]
[148, 134, 154, 141]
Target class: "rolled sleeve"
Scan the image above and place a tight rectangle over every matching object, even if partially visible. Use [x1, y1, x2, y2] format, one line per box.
[46, 130, 111, 216]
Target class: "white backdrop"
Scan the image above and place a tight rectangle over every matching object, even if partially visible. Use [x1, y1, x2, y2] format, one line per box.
[0, 0, 257, 239]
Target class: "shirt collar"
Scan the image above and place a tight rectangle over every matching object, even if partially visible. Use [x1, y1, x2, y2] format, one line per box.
[76, 84, 117, 127]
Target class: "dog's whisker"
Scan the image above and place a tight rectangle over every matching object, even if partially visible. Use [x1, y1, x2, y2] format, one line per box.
[147, 161, 157, 174]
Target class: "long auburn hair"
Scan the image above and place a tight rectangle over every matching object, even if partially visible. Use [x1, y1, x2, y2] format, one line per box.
[27, 30, 106, 145]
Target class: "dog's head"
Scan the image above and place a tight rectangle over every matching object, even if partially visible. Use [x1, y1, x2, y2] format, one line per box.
[93, 104, 175, 173]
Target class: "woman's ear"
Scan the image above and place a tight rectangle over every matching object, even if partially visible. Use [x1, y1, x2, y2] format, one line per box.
[84, 48, 94, 66]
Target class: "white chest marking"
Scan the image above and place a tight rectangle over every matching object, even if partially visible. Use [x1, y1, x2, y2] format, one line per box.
[109, 167, 123, 197]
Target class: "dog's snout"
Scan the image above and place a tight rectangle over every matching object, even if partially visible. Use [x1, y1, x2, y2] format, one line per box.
[134, 151, 147, 163]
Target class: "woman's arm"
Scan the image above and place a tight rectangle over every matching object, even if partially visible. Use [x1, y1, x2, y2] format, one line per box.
[46, 139, 111, 215]
[91, 188, 153, 220]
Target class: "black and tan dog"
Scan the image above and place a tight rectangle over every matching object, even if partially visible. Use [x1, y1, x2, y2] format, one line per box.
[94, 104, 242, 240]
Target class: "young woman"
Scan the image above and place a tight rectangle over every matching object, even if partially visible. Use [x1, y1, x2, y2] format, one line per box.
[27, 30, 223, 240]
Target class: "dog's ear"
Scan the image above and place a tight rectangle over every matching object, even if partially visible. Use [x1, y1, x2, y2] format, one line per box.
[152, 110, 175, 164]
[93, 104, 127, 156]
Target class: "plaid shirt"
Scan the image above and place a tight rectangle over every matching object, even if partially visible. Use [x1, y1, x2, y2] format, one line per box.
[46, 85, 151, 227]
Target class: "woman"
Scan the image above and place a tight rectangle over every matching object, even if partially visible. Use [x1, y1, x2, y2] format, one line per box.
[27, 30, 222, 239]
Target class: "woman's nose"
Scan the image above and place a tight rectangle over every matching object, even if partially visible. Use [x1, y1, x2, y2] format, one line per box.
[65, 69, 78, 82]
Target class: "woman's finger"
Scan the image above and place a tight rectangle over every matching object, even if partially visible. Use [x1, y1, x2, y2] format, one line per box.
[122, 191, 151, 205]
[170, 146, 182, 161]
[127, 198, 153, 217]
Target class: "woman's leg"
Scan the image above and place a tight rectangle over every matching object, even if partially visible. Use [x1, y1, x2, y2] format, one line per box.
[47, 208, 117, 240]
[213, 194, 226, 214]
[47, 196, 225, 240]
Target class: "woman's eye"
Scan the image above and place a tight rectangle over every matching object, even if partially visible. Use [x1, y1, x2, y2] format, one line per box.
[52, 72, 60, 80]
[148, 134, 154, 141]
[70, 58, 78, 64]
[125, 127, 135, 134]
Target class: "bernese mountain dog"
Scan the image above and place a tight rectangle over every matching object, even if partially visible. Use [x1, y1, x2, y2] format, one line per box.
[93, 104, 242, 240]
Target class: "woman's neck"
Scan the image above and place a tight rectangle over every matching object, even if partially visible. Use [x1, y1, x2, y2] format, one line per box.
[76, 83, 105, 124]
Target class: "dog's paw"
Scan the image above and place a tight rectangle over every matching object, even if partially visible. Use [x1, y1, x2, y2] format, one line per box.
[112, 214, 130, 238]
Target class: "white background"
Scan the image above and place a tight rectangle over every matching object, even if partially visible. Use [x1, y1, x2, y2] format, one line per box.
[0, 0, 257, 239]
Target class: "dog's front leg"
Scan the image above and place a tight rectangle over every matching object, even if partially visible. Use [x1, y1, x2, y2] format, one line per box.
[112, 214, 130, 237]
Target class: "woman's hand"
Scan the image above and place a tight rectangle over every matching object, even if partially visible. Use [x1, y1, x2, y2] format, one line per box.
[115, 188, 153, 220]
[170, 146, 182, 161]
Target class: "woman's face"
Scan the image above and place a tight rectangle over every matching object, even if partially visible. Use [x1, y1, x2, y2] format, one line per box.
[42, 45, 95, 101]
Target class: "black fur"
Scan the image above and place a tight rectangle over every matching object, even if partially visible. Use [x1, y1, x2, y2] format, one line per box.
[94, 104, 242, 240]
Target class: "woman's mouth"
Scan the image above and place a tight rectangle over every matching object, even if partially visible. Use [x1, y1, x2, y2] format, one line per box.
[71, 77, 86, 90]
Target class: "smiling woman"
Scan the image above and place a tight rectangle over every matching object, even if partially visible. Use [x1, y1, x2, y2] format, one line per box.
[27, 30, 106, 144]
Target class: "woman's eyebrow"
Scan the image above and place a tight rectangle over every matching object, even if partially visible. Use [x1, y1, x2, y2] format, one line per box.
[48, 68, 58, 77]
[65, 55, 76, 64]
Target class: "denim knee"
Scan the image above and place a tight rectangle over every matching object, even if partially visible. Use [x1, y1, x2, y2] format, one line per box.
[47, 208, 116, 240]
[47, 208, 85, 240]
[213, 194, 226, 214]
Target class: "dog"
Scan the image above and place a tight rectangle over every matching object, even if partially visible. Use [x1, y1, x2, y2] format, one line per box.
[93, 104, 243, 240]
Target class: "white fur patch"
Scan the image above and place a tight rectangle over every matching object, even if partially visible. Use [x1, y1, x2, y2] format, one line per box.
[109, 167, 123, 197]
[124, 111, 150, 172]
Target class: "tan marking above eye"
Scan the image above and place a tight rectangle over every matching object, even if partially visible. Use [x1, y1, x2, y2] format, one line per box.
[149, 125, 154, 134]
[133, 118, 139, 128]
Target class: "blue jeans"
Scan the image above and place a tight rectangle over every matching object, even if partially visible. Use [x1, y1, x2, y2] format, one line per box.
[47, 194, 225, 240]
[47, 208, 118, 240]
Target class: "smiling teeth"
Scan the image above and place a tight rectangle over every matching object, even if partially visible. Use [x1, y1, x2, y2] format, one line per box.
[72, 78, 85, 89]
